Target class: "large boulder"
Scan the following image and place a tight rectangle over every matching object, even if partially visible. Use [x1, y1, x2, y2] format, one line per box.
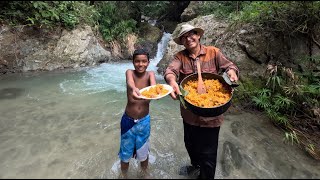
[0, 25, 112, 74]
[180, 1, 204, 22]
[155, 1, 190, 33]
[50, 25, 111, 69]
[134, 22, 163, 59]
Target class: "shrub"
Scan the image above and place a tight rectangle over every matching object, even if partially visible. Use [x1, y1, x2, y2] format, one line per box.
[0, 1, 99, 29]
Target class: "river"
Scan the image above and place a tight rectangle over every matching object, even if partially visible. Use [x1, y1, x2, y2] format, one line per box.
[0, 32, 319, 179]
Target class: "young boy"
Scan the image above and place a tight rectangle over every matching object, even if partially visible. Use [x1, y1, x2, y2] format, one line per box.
[118, 48, 156, 178]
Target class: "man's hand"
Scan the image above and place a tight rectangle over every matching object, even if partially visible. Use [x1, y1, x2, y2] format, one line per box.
[227, 69, 238, 82]
[169, 81, 182, 100]
[165, 74, 181, 100]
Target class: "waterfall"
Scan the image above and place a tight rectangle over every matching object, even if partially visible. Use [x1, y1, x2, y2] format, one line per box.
[60, 32, 172, 94]
[148, 32, 171, 77]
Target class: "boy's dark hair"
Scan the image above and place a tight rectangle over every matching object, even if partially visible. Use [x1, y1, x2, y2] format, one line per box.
[133, 49, 150, 61]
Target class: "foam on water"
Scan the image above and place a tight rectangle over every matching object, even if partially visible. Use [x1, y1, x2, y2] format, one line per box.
[110, 154, 156, 178]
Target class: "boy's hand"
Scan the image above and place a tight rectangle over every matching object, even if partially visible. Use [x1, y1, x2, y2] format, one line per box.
[169, 81, 182, 100]
[133, 87, 142, 100]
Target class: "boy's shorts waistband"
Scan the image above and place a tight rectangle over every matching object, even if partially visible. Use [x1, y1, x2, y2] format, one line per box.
[123, 112, 150, 123]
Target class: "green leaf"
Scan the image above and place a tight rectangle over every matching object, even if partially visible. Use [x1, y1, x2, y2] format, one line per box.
[26, 17, 34, 24]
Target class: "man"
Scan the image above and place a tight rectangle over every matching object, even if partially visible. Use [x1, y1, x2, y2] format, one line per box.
[164, 24, 239, 179]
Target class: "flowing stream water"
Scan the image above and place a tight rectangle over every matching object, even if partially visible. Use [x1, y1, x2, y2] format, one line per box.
[0, 32, 319, 179]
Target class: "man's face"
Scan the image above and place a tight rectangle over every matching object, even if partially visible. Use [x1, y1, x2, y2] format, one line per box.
[180, 30, 200, 49]
[133, 54, 149, 73]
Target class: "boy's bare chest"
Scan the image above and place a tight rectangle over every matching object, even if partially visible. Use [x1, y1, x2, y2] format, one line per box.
[133, 73, 150, 89]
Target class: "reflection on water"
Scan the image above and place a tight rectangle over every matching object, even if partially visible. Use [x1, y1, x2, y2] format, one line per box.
[0, 88, 25, 99]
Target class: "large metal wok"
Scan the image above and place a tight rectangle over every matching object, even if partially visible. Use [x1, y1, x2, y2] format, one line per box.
[178, 72, 238, 117]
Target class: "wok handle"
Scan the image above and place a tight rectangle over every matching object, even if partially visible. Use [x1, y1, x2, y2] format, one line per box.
[178, 95, 187, 109]
[179, 85, 188, 109]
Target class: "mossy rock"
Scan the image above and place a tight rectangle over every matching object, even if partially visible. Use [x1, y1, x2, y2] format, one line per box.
[138, 22, 162, 43]
[155, 21, 179, 33]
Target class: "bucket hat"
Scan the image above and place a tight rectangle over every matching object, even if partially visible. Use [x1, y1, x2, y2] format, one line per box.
[173, 24, 204, 45]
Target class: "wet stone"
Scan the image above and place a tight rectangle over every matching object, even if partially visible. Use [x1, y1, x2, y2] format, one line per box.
[48, 159, 62, 168]
[241, 154, 274, 178]
[272, 159, 314, 179]
[220, 141, 242, 177]
[230, 121, 243, 136]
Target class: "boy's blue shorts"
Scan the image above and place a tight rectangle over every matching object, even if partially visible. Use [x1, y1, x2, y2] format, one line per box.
[118, 113, 150, 163]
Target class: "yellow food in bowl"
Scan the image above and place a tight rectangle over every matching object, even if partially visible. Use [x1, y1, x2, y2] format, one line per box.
[183, 79, 231, 108]
[141, 84, 169, 98]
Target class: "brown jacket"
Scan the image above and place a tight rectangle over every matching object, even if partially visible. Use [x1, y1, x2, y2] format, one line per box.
[164, 45, 239, 127]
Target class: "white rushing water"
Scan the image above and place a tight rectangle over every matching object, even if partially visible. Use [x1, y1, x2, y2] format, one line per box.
[59, 32, 171, 95]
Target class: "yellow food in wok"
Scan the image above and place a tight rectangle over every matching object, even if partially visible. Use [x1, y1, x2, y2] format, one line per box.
[183, 79, 231, 108]
[141, 84, 169, 98]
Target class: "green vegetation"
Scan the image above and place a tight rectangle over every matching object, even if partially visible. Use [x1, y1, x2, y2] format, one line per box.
[199, 1, 320, 39]
[95, 1, 137, 42]
[0, 1, 169, 43]
[229, 1, 320, 159]
[95, 1, 170, 42]
[135, 1, 170, 19]
[234, 55, 320, 159]
[0, 1, 99, 29]
[233, 1, 320, 34]
[198, 1, 251, 19]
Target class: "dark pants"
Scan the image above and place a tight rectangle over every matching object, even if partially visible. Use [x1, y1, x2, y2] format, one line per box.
[183, 121, 220, 179]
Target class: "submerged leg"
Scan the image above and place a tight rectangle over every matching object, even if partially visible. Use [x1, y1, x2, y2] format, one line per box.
[119, 161, 129, 179]
[141, 156, 149, 171]
[139, 157, 151, 179]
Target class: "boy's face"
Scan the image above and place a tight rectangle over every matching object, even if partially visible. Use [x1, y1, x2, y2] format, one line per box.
[133, 54, 149, 73]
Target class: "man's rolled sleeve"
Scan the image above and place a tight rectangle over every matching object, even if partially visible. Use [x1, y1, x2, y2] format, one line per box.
[216, 49, 239, 76]
[164, 55, 182, 82]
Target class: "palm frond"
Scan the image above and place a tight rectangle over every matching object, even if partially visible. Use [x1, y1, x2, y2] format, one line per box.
[283, 131, 299, 145]
[274, 94, 295, 110]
